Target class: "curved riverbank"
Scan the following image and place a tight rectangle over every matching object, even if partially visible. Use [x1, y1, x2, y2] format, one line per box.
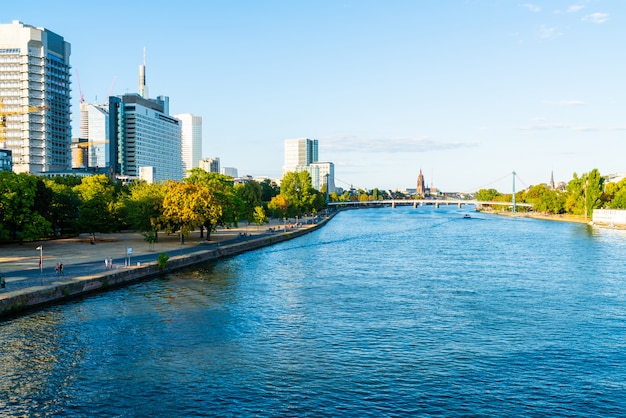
[0, 214, 334, 319]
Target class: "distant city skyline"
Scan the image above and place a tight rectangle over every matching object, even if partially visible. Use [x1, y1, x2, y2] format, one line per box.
[2, 1, 625, 192]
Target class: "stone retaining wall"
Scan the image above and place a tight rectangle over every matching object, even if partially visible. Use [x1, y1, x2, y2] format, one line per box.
[0, 217, 331, 319]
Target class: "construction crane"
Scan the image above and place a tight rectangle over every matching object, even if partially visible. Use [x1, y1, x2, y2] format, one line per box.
[0, 101, 48, 148]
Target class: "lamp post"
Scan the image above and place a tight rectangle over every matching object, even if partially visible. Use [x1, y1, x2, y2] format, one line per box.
[35, 245, 42, 285]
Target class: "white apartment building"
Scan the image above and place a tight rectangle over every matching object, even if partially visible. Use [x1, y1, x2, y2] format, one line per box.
[174, 113, 202, 177]
[0, 21, 72, 174]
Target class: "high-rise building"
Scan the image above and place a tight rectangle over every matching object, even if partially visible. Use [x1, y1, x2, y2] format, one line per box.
[175, 113, 202, 177]
[283, 138, 335, 192]
[283, 138, 318, 174]
[108, 93, 183, 182]
[307, 162, 335, 193]
[73, 103, 110, 169]
[221, 167, 238, 178]
[0, 21, 72, 174]
[199, 157, 220, 173]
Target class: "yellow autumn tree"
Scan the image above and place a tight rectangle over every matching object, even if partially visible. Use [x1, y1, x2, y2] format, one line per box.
[162, 181, 222, 242]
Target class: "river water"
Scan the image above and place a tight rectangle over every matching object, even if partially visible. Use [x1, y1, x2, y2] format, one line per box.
[1, 206, 626, 417]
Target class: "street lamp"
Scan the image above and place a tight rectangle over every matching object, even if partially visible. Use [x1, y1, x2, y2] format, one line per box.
[35, 245, 42, 285]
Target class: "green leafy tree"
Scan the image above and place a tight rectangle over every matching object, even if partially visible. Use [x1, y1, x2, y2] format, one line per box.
[0, 172, 52, 241]
[73, 174, 118, 240]
[566, 169, 604, 218]
[260, 178, 280, 202]
[475, 188, 501, 201]
[186, 169, 243, 238]
[235, 180, 263, 222]
[252, 206, 268, 228]
[522, 184, 565, 214]
[124, 181, 166, 242]
[43, 179, 80, 236]
[606, 178, 626, 209]
[280, 171, 318, 216]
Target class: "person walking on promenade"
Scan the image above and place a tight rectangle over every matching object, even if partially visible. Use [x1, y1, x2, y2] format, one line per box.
[55, 263, 60, 276]
[59, 263, 64, 276]
[105, 258, 109, 270]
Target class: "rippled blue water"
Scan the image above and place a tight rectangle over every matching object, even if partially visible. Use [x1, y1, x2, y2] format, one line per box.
[1, 206, 626, 417]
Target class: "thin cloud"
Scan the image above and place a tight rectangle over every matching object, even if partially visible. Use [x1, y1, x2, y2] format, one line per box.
[538, 25, 562, 39]
[522, 3, 542, 13]
[567, 5, 585, 13]
[516, 122, 570, 131]
[572, 126, 600, 132]
[583, 12, 609, 23]
[543, 100, 586, 106]
[324, 135, 476, 153]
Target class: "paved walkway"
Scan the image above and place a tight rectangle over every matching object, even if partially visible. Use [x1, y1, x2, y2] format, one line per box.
[0, 219, 306, 293]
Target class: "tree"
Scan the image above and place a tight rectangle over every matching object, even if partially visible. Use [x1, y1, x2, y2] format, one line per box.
[566, 169, 604, 218]
[280, 171, 318, 216]
[522, 184, 565, 214]
[0, 172, 52, 241]
[606, 178, 626, 209]
[267, 194, 289, 219]
[259, 178, 280, 202]
[252, 206, 268, 228]
[162, 180, 222, 242]
[475, 188, 501, 202]
[73, 174, 118, 240]
[124, 181, 166, 243]
[235, 180, 263, 222]
[186, 169, 243, 239]
[43, 179, 80, 236]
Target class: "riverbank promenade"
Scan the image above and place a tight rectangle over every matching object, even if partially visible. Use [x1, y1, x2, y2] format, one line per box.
[0, 217, 325, 318]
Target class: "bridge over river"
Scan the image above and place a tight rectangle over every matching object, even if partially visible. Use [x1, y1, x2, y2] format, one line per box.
[328, 199, 532, 210]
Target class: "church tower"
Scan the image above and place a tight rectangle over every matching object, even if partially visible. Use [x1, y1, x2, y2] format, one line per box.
[416, 169, 425, 196]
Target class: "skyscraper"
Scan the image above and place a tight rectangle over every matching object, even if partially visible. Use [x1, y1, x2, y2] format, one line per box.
[283, 138, 318, 175]
[175, 113, 202, 177]
[74, 102, 110, 169]
[0, 21, 72, 174]
[200, 157, 220, 173]
[108, 94, 183, 182]
[283, 138, 335, 192]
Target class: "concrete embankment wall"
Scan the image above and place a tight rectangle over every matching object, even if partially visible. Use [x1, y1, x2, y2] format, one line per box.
[0, 217, 332, 319]
[592, 209, 626, 225]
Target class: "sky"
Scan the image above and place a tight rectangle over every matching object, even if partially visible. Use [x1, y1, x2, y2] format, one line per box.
[2, 0, 625, 193]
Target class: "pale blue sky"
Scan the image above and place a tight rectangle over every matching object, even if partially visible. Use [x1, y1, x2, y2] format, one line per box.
[3, 1, 624, 192]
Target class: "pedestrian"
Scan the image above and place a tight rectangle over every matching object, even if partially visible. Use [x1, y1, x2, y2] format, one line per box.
[59, 262, 64, 275]
[55, 262, 60, 276]
[105, 258, 109, 270]
[0, 276, 5, 289]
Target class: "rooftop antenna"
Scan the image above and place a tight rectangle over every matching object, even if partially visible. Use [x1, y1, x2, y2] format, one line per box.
[139, 47, 148, 99]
